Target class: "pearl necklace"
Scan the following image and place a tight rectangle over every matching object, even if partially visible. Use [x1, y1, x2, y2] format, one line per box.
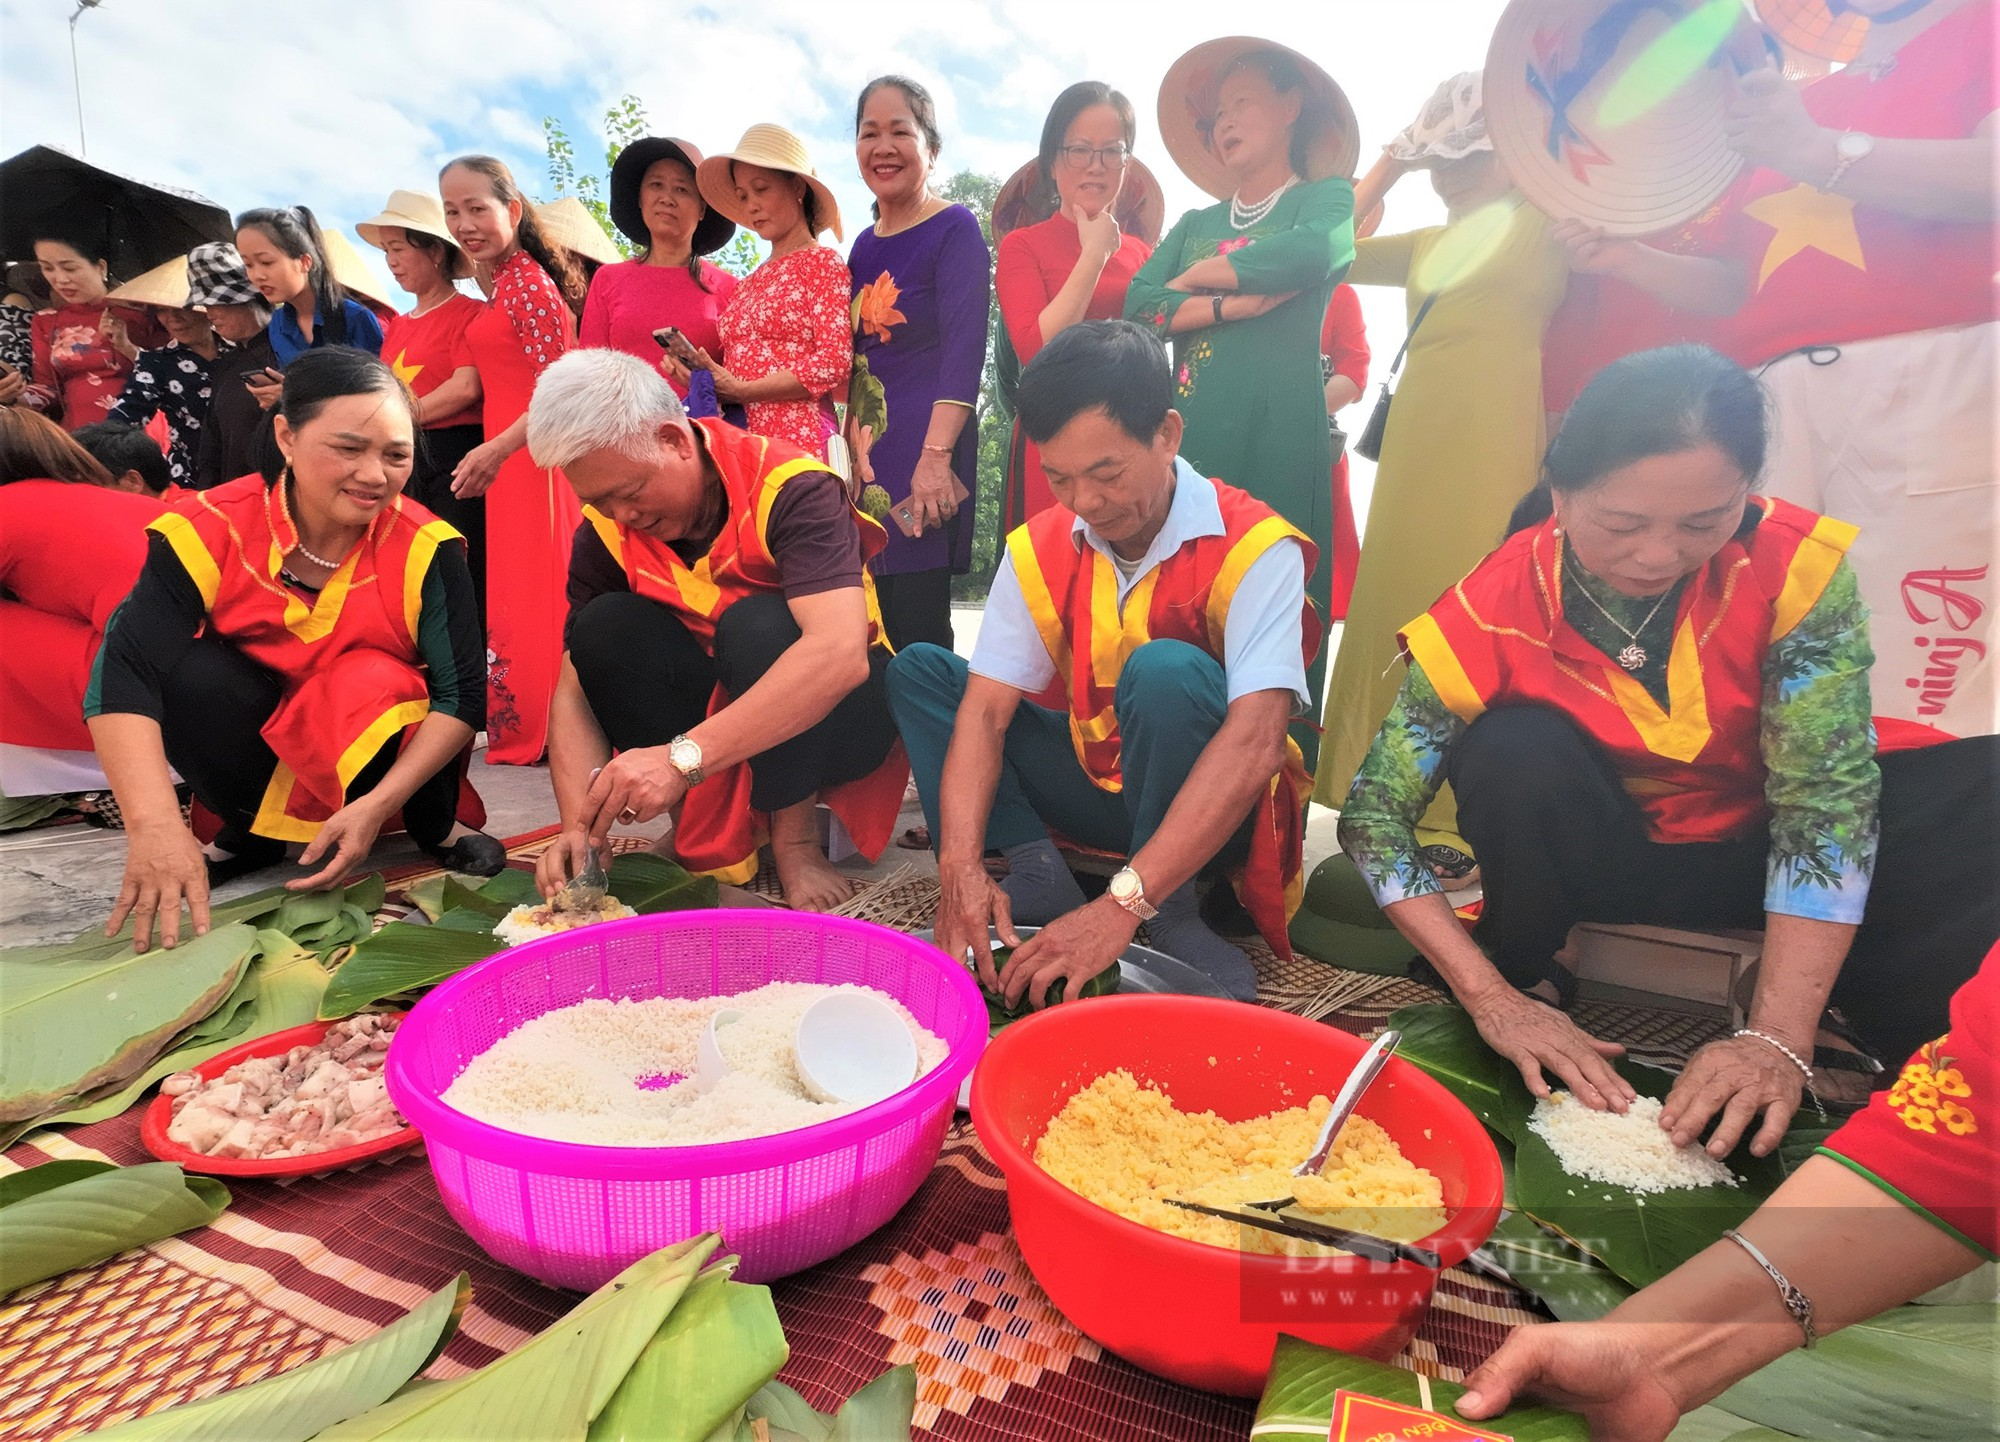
[278, 478, 355, 571]
[1229, 174, 1299, 231]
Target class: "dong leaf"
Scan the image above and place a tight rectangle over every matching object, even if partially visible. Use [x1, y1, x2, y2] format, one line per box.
[403, 875, 450, 923]
[1479, 1210, 1634, 1322]
[88, 1274, 467, 1440]
[610, 852, 719, 913]
[589, 1262, 789, 1442]
[0, 923, 258, 1125]
[316, 1234, 720, 1439]
[720, 1366, 919, 1442]
[442, 868, 539, 920]
[34, 933, 331, 1131]
[1387, 1004, 1535, 1144]
[318, 921, 503, 1019]
[1254, 1334, 1587, 1441]
[0, 1158, 115, 1206]
[0, 1161, 228, 1296]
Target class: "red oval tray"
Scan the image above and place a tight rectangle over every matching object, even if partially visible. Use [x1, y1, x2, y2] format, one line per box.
[140, 1017, 421, 1178]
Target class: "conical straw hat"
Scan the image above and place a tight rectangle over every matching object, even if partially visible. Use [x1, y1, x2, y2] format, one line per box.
[355, 189, 472, 280]
[535, 197, 625, 268]
[106, 255, 191, 309]
[320, 228, 395, 310]
[1485, 0, 1774, 237]
[1158, 36, 1359, 201]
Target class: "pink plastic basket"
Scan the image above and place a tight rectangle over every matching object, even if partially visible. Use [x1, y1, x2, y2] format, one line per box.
[386, 909, 986, 1290]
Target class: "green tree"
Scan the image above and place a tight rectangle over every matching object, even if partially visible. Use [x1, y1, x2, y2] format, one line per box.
[541, 94, 651, 259]
[936, 169, 1005, 602]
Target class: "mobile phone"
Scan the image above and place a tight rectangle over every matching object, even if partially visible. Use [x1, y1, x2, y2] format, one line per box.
[652, 326, 698, 364]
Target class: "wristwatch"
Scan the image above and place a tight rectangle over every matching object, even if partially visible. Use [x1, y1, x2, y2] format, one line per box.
[1211, 294, 1226, 325]
[1822, 131, 1874, 193]
[1106, 865, 1158, 921]
[666, 734, 705, 786]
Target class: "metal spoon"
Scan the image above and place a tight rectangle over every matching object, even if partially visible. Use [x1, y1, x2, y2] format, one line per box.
[555, 847, 609, 913]
[1247, 1028, 1402, 1210]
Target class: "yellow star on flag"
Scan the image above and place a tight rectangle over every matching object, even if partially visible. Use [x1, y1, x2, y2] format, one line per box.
[1743, 183, 1866, 290]
[389, 348, 423, 386]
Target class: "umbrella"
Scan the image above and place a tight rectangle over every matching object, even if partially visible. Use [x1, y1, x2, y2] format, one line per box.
[0, 144, 232, 281]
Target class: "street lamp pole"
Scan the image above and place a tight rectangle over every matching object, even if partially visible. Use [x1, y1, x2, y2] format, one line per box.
[68, 0, 102, 156]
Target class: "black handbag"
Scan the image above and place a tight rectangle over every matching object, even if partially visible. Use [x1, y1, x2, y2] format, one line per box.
[1354, 288, 1443, 464]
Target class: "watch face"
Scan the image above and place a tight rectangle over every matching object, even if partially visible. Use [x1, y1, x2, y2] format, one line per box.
[1838, 132, 1873, 161]
[1109, 870, 1137, 901]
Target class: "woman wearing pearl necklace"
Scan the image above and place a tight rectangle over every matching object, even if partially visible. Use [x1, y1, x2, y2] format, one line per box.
[1126, 38, 1358, 766]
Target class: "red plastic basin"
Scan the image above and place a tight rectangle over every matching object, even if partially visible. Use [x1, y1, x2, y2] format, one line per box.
[969, 994, 1504, 1397]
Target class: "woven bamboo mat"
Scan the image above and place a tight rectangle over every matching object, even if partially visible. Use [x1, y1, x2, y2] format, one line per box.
[3, 837, 1605, 1441]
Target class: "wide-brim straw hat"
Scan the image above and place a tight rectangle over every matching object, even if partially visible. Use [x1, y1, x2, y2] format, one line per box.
[1753, 0, 1869, 63]
[609, 137, 736, 256]
[1486, 0, 1772, 237]
[1286, 855, 1422, 977]
[106, 255, 192, 310]
[993, 154, 1169, 247]
[319, 229, 396, 311]
[697, 124, 844, 243]
[355, 190, 473, 280]
[535, 198, 626, 268]
[1158, 37, 1360, 201]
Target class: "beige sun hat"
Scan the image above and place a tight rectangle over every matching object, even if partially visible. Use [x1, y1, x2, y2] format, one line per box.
[355, 190, 472, 280]
[318, 229, 395, 311]
[1158, 37, 1360, 201]
[535, 197, 626, 269]
[993, 154, 1169, 247]
[1485, 0, 1774, 237]
[106, 255, 193, 310]
[697, 124, 844, 243]
[1753, 0, 1869, 63]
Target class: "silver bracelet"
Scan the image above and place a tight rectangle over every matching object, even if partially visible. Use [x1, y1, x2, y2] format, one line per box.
[1723, 1228, 1816, 1349]
[1734, 1027, 1824, 1117]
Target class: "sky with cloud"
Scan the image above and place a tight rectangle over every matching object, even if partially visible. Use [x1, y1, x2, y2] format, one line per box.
[3, 0, 1517, 521]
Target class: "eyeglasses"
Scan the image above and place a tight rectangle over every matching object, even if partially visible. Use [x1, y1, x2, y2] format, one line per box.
[1058, 142, 1131, 171]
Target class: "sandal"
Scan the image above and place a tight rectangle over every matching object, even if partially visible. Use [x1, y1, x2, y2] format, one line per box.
[426, 831, 507, 877]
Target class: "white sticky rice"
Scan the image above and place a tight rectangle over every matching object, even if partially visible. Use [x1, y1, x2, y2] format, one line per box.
[1528, 1092, 1738, 1194]
[439, 982, 948, 1147]
[492, 896, 637, 947]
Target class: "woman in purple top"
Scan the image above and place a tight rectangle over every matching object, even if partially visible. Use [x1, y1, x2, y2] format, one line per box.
[848, 75, 992, 652]
[581, 137, 738, 397]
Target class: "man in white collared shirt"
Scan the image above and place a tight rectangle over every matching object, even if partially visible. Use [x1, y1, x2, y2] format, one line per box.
[887, 321, 1321, 1006]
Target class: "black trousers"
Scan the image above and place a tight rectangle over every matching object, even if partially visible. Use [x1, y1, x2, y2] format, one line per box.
[1450, 706, 2000, 1067]
[568, 591, 896, 814]
[873, 567, 954, 654]
[160, 634, 461, 850]
[409, 424, 486, 623]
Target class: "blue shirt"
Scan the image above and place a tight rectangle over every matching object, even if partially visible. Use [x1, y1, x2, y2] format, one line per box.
[971, 457, 1310, 710]
[267, 298, 385, 364]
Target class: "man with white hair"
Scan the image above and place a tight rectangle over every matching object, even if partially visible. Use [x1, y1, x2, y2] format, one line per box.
[525, 348, 905, 910]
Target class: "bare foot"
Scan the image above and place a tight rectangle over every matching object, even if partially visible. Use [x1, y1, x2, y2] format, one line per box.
[770, 837, 858, 912]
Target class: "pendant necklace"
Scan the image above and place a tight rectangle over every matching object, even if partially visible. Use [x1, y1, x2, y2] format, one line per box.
[1570, 565, 1675, 671]
[1229, 174, 1298, 231]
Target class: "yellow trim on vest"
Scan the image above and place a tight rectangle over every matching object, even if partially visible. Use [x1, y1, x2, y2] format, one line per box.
[696, 852, 760, 887]
[1770, 513, 1858, 644]
[1088, 557, 1158, 691]
[269, 536, 363, 644]
[402, 520, 461, 643]
[753, 456, 827, 539]
[1601, 614, 1713, 763]
[1401, 613, 1487, 723]
[583, 506, 627, 567]
[1009, 527, 1072, 682]
[147, 512, 221, 611]
[250, 699, 433, 842]
[1204, 515, 1306, 653]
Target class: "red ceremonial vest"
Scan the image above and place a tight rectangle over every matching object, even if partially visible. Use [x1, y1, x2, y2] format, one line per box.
[148, 476, 462, 841]
[1011, 476, 1323, 956]
[1401, 497, 1857, 843]
[581, 420, 905, 881]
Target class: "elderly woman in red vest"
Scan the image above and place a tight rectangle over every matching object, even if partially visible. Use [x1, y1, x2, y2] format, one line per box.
[525, 348, 904, 912]
[1337, 345, 1999, 1158]
[87, 348, 501, 951]
[889, 320, 1320, 1006]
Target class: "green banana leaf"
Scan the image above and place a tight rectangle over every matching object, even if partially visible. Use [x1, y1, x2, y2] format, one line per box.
[715, 1366, 919, 1442]
[33, 932, 331, 1133]
[0, 922, 257, 1125]
[0, 1158, 115, 1206]
[1254, 1334, 1588, 1441]
[1388, 1004, 1536, 1144]
[0, 1161, 229, 1296]
[441, 869, 539, 919]
[589, 1262, 789, 1442]
[403, 875, 450, 923]
[87, 1274, 468, 1440]
[316, 1234, 722, 1439]
[1480, 1210, 1635, 1322]
[609, 851, 720, 913]
[1666, 1411, 1804, 1442]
